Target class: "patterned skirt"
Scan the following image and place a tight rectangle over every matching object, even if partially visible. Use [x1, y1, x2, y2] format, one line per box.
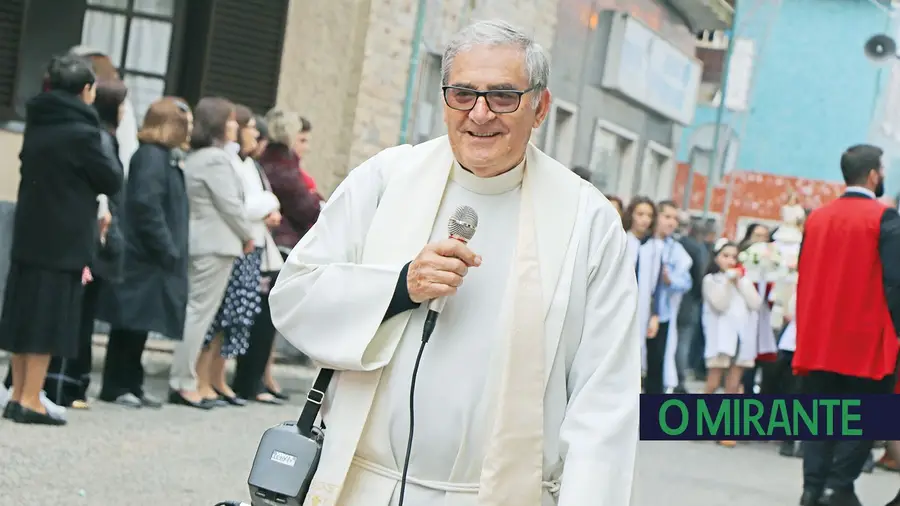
[204, 248, 263, 358]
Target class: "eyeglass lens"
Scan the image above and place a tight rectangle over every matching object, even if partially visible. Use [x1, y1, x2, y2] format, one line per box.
[444, 88, 523, 113]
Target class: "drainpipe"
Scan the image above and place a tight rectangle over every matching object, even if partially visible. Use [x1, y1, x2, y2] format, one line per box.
[398, 0, 429, 145]
[700, 32, 735, 220]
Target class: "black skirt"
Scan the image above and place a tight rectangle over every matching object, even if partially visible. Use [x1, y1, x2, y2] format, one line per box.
[0, 261, 84, 358]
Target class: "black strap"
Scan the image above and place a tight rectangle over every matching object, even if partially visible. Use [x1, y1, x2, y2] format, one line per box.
[297, 368, 334, 437]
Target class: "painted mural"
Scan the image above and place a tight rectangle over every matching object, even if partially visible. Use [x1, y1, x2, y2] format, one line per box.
[672, 163, 846, 238]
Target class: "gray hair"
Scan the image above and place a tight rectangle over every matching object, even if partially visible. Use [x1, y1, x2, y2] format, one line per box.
[265, 108, 304, 147]
[441, 20, 550, 107]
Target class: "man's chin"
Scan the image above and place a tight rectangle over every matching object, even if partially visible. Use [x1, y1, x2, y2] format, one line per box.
[458, 147, 500, 167]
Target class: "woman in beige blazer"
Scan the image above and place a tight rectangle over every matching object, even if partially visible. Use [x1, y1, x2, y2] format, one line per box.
[199, 105, 282, 406]
[168, 97, 253, 409]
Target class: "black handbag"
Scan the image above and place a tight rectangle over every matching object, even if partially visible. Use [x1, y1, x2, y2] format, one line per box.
[246, 368, 334, 506]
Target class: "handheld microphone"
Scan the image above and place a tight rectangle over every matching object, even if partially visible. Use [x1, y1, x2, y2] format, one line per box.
[398, 205, 478, 506]
[421, 205, 479, 343]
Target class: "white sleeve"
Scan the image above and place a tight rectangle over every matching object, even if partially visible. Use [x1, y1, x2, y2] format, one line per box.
[702, 274, 732, 313]
[244, 191, 280, 220]
[269, 147, 408, 372]
[557, 201, 640, 506]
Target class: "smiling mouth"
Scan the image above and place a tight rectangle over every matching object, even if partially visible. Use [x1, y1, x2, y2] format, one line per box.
[467, 131, 500, 138]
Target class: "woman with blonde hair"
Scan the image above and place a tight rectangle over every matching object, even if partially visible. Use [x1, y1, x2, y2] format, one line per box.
[251, 109, 321, 399]
[97, 97, 192, 408]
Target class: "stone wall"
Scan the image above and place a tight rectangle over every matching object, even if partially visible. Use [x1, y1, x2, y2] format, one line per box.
[0, 131, 23, 202]
[276, 0, 374, 196]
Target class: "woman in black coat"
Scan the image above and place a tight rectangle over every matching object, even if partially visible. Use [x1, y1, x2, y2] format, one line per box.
[0, 55, 123, 426]
[97, 97, 192, 408]
[41, 79, 129, 409]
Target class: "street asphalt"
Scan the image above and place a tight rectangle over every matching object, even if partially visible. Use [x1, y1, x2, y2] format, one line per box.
[2, 345, 899, 506]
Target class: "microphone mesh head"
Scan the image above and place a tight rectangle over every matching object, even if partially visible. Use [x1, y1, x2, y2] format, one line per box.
[448, 205, 478, 242]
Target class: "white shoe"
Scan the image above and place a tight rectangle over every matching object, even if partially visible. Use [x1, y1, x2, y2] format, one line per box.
[4, 387, 67, 419]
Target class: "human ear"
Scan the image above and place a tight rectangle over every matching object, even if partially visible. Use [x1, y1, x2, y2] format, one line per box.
[532, 89, 552, 128]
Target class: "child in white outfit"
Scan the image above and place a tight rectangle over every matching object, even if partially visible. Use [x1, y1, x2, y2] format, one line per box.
[702, 239, 763, 395]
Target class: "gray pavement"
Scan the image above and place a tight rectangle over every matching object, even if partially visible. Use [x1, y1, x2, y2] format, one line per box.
[2, 346, 899, 506]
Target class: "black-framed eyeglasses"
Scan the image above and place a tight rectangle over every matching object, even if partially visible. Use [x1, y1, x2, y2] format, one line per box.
[442, 86, 535, 114]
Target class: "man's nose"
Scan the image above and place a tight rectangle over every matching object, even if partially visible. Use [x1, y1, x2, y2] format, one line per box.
[468, 97, 496, 124]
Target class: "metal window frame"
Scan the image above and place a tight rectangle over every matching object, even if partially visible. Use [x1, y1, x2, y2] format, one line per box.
[82, 0, 185, 94]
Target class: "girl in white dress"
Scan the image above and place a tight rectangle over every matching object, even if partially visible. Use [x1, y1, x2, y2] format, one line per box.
[702, 239, 763, 447]
[702, 239, 763, 394]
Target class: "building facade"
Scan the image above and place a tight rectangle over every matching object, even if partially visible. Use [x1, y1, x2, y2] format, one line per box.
[0, 0, 561, 202]
[543, 0, 732, 202]
[280, 0, 560, 195]
[676, 0, 895, 236]
[0, 0, 291, 201]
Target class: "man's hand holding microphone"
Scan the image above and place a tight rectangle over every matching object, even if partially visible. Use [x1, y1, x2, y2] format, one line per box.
[406, 239, 482, 304]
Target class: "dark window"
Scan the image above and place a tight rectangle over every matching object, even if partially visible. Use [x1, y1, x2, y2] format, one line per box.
[81, 0, 182, 123]
[0, 0, 27, 121]
[177, 0, 289, 113]
[1, 0, 86, 124]
[0, 0, 287, 125]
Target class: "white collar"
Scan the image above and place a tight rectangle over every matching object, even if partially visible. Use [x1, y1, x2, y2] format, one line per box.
[451, 159, 525, 195]
[846, 186, 875, 199]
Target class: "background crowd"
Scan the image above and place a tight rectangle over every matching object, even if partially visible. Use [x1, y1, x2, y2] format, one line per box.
[0, 48, 321, 426]
[0, 47, 812, 430]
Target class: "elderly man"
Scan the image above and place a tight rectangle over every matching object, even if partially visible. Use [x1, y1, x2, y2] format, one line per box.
[270, 19, 639, 506]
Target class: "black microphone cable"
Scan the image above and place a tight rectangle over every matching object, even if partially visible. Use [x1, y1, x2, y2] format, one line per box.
[397, 204, 477, 505]
[397, 309, 439, 506]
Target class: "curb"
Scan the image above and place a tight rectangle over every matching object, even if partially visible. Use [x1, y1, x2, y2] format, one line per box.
[90, 334, 307, 365]
[0, 334, 310, 367]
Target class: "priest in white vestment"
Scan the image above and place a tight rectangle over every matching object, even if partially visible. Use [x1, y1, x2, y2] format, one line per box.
[269, 19, 640, 506]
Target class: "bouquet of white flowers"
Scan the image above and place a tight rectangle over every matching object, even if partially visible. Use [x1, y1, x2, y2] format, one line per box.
[738, 242, 785, 283]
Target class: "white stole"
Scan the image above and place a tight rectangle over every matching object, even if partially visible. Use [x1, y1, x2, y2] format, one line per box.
[303, 136, 581, 506]
[478, 174, 543, 505]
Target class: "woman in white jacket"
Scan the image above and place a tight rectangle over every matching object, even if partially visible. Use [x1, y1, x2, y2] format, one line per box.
[197, 105, 282, 406]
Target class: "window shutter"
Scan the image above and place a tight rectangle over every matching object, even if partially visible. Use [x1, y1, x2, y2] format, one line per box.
[0, 0, 26, 116]
[199, 0, 289, 114]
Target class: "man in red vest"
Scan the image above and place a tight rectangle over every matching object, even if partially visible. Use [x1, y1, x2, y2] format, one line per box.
[795, 144, 900, 506]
